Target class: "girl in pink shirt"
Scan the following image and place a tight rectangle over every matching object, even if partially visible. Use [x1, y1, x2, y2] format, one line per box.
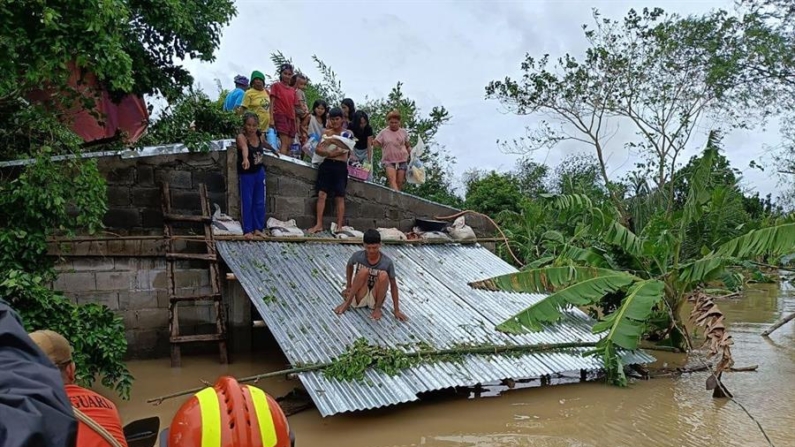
[374, 110, 412, 191]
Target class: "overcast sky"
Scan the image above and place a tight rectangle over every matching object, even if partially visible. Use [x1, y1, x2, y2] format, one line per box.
[182, 0, 784, 199]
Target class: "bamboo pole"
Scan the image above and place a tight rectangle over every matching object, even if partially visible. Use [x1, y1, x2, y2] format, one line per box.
[146, 342, 598, 405]
[761, 311, 795, 337]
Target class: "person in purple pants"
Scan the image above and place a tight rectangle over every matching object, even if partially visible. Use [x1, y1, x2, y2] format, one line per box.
[236, 113, 277, 239]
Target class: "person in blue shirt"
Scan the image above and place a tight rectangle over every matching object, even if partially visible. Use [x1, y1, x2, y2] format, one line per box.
[223, 75, 249, 112]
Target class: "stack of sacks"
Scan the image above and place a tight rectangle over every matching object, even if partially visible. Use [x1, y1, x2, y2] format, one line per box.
[447, 216, 476, 241]
[267, 217, 305, 237]
[330, 223, 364, 239]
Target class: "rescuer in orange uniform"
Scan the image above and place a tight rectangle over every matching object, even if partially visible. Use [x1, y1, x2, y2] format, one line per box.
[160, 376, 294, 447]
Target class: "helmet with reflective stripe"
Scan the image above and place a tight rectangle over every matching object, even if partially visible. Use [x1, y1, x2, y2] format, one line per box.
[167, 376, 292, 447]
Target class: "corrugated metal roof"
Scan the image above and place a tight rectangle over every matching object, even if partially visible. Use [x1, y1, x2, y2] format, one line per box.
[217, 241, 655, 417]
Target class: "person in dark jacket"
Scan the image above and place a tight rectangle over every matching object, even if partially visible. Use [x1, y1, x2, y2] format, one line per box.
[0, 299, 78, 447]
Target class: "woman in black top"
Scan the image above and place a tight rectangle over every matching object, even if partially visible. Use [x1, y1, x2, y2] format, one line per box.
[349, 110, 373, 166]
[236, 113, 277, 239]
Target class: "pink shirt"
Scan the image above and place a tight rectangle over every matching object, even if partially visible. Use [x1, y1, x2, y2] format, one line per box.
[375, 128, 409, 164]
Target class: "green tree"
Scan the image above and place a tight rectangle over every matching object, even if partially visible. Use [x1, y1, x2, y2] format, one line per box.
[470, 132, 795, 386]
[464, 171, 524, 217]
[0, 0, 236, 101]
[486, 8, 779, 219]
[138, 88, 240, 151]
[0, 0, 236, 398]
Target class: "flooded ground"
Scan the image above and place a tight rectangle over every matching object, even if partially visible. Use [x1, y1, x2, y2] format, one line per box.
[110, 282, 795, 446]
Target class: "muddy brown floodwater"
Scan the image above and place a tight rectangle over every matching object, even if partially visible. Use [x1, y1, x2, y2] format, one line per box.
[105, 282, 795, 447]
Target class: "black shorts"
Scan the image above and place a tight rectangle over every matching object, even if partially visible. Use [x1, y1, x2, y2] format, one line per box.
[316, 159, 348, 197]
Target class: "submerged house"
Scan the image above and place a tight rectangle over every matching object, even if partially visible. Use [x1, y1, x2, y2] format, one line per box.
[2, 141, 654, 415]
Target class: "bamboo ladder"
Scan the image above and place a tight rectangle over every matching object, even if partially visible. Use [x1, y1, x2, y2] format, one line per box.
[160, 182, 228, 367]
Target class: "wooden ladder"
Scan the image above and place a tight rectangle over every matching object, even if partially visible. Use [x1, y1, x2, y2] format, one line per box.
[161, 182, 228, 367]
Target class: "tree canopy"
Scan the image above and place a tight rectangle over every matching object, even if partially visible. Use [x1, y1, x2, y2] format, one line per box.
[0, 0, 237, 398]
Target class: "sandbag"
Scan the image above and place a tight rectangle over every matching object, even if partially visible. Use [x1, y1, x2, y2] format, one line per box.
[447, 216, 476, 241]
[267, 217, 304, 237]
[411, 226, 451, 241]
[330, 223, 364, 239]
[377, 227, 408, 241]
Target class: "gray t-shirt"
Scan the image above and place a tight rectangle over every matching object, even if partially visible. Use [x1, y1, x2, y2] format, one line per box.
[347, 250, 396, 279]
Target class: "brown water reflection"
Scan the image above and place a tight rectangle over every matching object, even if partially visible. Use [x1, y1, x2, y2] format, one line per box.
[107, 283, 795, 447]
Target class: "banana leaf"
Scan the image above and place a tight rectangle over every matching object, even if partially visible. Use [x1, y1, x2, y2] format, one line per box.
[495, 273, 638, 334]
[469, 266, 625, 293]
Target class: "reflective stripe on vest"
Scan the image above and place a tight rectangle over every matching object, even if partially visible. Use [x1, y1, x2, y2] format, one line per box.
[196, 387, 222, 447]
[246, 386, 278, 447]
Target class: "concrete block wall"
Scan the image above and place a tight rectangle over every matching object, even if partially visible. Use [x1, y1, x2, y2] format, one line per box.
[53, 257, 217, 358]
[98, 151, 227, 234]
[253, 155, 490, 233]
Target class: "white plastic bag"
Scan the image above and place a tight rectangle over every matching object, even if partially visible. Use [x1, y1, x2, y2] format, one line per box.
[406, 136, 427, 185]
[447, 216, 476, 241]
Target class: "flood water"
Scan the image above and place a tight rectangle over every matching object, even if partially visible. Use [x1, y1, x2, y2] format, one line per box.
[109, 283, 795, 447]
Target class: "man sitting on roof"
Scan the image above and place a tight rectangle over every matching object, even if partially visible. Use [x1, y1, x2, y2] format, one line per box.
[335, 229, 408, 322]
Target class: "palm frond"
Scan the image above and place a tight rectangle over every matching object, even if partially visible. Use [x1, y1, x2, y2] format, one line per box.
[469, 266, 624, 293]
[496, 273, 638, 334]
[714, 223, 795, 259]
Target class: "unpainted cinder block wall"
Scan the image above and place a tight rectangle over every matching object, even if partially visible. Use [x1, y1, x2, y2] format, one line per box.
[52, 257, 217, 358]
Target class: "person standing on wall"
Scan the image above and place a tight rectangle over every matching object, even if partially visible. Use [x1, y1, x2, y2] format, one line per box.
[291, 73, 310, 148]
[269, 63, 299, 155]
[223, 75, 249, 112]
[349, 110, 374, 175]
[374, 110, 412, 191]
[240, 70, 271, 132]
[237, 113, 278, 240]
[308, 108, 354, 234]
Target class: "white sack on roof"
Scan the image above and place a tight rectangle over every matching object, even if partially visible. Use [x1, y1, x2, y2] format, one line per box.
[411, 226, 451, 241]
[377, 227, 408, 241]
[211, 203, 243, 235]
[331, 223, 364, 239]
[447, 216, 476, 241]
[267, 217, 304, 237]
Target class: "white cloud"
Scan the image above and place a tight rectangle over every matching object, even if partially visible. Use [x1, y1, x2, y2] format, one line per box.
[182, 0, 781, 198]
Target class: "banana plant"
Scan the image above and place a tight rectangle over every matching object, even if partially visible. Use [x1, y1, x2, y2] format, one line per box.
[470, 131, 795, 385]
